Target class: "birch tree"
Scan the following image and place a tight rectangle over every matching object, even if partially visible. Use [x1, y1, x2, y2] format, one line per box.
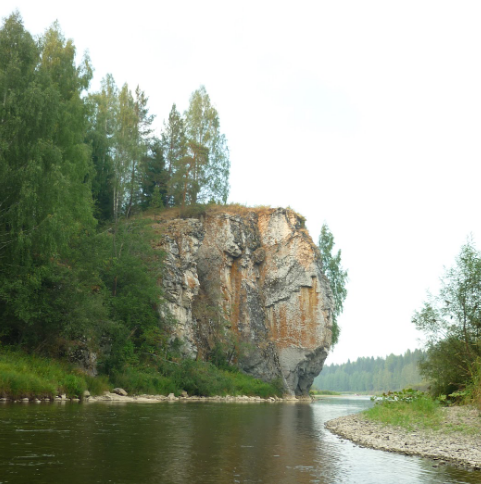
[184, 86, 230, 204]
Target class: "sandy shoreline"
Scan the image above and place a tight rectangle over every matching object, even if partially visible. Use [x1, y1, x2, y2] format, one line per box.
[325, 406, 481, 470]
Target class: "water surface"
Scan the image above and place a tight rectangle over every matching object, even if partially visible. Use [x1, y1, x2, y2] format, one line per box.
[0, 396, 480, 483]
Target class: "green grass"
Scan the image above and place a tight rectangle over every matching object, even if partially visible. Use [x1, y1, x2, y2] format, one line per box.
[112, 360, 283, 398]
[110, 368, 178, 395]
[0, 347, 282, 400]
[0, 348, 109, 399]
[364, 394, 443, 431]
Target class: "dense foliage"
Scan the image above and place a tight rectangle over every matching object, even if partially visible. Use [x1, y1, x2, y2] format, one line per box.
[412, 239, 481, 397]
[0, 13, 232, 392]
[313, 349, 424, 392]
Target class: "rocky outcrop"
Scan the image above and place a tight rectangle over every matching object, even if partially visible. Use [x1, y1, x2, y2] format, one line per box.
[155, 207, 333, 396]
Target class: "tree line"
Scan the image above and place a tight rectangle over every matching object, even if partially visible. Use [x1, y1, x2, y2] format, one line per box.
[0, 12, 229, 374]
[313, 349, 425, 392]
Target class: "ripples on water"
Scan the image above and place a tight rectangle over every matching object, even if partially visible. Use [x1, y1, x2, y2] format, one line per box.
[0, 397, 480, 483]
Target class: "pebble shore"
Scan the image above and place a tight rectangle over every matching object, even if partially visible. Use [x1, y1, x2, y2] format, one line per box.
[0, 392, 310, 404]
[325, 406, 481, 470]
[86, 392, 308, 403]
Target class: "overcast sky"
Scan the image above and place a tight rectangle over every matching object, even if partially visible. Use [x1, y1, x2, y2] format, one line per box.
[3, 1, 481, 364]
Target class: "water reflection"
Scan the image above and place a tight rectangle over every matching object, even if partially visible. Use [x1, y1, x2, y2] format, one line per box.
[0, 398, 480, 484]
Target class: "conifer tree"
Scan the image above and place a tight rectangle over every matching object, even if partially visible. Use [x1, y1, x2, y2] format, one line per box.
[140, 137, 168, 208]
[86, 74, 119, 221]
[161, 104, 187, 206]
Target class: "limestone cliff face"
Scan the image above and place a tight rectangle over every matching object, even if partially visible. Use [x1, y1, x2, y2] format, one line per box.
[156, 207, 333, 395]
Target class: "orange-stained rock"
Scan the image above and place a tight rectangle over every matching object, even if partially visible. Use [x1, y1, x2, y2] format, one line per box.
[157, 207, 333, 395]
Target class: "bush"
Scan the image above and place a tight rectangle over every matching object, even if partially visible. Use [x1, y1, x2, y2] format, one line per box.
[84, 375, 110, 396]
[59, 374, 87, 398]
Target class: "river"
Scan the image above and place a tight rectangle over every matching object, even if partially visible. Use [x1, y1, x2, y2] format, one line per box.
[0, 396, 480, 483]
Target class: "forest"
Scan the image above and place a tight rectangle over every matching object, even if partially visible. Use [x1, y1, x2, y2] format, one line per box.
[0, 12, 261, 397]
[313, 349, 425, 393]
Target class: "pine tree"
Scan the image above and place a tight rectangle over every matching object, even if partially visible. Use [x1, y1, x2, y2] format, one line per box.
[161, 104, 187, 206]
[86, 74, 119, 222]
[140, 137, 168, 209]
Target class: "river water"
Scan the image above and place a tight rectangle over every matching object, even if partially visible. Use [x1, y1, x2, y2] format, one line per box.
[0, 396, 480, 484]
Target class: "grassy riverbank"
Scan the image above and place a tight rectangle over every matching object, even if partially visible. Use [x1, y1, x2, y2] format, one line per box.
[0, 349, 282, 400]
[0, 350, 108, 399]
[325, 389, 481, 470]
[364, 391, 443, 431]
[363, 390, 481, 436]
[326, 405, 481, 470]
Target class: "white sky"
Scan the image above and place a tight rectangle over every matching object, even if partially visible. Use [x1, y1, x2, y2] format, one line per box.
[3, 1, 481, 364]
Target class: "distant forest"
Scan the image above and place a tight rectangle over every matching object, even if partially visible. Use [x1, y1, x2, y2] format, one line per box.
[313, 349, 425, 393]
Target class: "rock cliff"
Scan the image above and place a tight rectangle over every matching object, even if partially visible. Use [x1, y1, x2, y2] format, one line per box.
[154, 207, 333, 395]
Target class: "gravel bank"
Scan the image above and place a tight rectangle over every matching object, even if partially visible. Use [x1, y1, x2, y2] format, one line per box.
[85, 392, 298, 403]
[325, 406, 481, 470]
[1, 392, 311, 404]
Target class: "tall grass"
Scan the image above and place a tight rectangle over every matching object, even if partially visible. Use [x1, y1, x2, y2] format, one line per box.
[0, 348, 282, 399]
[0, 349, 108, 399]
[111, 360, 282, 397]
[110, 368, 177, 395]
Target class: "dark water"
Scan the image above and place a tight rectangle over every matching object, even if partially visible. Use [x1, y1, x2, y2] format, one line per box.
[0, 397, 480, 484]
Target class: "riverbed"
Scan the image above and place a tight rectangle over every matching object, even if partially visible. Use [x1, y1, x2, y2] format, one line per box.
[0, 396, 480, 483]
